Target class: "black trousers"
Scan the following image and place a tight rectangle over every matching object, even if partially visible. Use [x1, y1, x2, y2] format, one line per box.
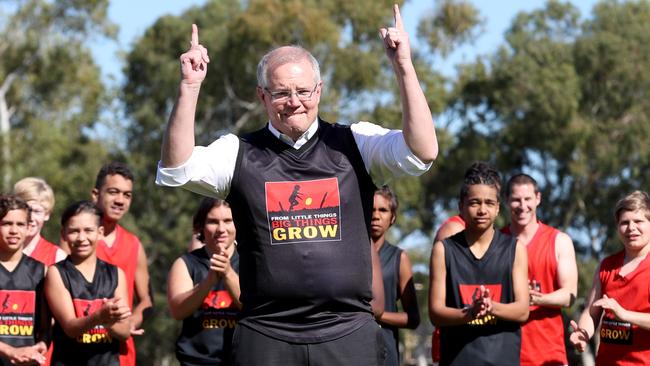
[231, 321, 386, 366]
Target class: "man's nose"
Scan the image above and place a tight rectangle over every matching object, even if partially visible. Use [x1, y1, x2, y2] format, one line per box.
[287, 92, 302, 106]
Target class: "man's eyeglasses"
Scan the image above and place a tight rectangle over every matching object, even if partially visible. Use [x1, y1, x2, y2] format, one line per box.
[264, 84, 318, 103]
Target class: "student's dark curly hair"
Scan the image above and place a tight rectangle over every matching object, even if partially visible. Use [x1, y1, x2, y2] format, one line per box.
[0, 194, 30, 222]
[459, 162, 502, 202]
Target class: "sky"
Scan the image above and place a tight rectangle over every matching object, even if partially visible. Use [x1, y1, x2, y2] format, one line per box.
[92, 0, 599, 84]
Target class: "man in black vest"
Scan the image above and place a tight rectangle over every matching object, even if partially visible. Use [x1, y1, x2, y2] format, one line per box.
[157, 4, 437, 365]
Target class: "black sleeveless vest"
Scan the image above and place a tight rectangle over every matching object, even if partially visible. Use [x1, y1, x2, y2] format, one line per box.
[378, 242, 402, 366]
[440, 230, 521, 366]
[51, 258, 120, 366]
[227, 119, 376, 343]
[0, 255, 45, 363]
[175, 248, 240, 365]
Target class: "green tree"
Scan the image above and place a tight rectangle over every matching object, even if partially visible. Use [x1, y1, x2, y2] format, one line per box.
[0, 0, 116, 240]
[448, 0, 650, 252]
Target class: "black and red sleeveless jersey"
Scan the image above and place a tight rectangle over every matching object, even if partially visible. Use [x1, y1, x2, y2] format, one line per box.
[227, 119, 376, 343]
[0, 254, 45, 364]
[439, 230, 521, 366]
[378, 241, 403, 366]
[175, 247, 240, 365]
[51, 258, 121, 366]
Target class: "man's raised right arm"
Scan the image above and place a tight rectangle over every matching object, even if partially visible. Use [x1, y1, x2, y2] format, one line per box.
[161, 23, 209, 168]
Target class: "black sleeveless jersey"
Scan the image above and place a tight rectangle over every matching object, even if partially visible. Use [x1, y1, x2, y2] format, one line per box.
[378, 242, 402, 366]
[227, 119, 377, 343]
[440, 230, 521, 366]
[175, 248, 240, 366]
[51, 258, 121, 366]
[0, 255, 45, 366]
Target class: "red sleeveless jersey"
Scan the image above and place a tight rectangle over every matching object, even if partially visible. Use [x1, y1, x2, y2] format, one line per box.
[597, 251, 650, 365]
[502, 222, 567, 365]
[96, 224, 141, 366]
[27, 237, 60, 266]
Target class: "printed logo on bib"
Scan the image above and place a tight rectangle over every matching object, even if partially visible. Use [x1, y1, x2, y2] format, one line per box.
[265, 178, 341, 245]
[0, 290, 35, 337]
[73, 299, 113, 344]
[458, 284, 502, 326]
[202, 290, 233, 310]
[601, 314, 633, 345]
[201, 290, 237, 329]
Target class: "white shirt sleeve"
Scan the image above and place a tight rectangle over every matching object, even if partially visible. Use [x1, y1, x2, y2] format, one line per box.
[351, 121, 432, 185]
[155, 133, 239, 199]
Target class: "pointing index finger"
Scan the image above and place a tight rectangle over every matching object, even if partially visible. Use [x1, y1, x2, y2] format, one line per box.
[191, 23, 199, 47]
[393, 4, 404, 30]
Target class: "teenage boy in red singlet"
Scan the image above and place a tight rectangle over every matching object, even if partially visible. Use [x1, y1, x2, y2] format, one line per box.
[570, 191, 650, 365]
[14, 177, 67, 265]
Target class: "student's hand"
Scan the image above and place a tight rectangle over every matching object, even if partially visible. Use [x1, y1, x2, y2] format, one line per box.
[99, 297, 132, 325]
[464, 285, 490, 318]
[379, 4, 412, 68]
[25, 343, 47, 365]
[528, 279, 545, 305]
[179, 24, 210, 86]
[480, 286, 493, 316]
[594, 295, 626, 320]
[210, 252, 233, 278]
[30, 341, 47, 359]
[7, 345, 45, 365]
[130, 324, 145, 336]
[568, 320, 589, 353]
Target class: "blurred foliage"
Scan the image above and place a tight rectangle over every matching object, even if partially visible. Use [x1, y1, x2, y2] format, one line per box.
[0, 0, 116, 239]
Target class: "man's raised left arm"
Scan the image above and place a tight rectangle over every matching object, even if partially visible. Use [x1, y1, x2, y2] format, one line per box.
[380, 4, 438, 163]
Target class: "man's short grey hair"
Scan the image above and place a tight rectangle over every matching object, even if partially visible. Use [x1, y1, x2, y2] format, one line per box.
[256, 45, 321, 88]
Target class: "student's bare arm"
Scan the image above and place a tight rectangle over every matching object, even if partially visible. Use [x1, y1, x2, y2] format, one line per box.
[569, 267, 603, 352]
[167, 256, 229, 320]
[434, 220, 464, 243]
[108, 269, 133, 341]
[45, 266, 131, 340]
[530, 232, 577, 308]
[429, 241, 476, 326]
[489, 241, 529, 322]
[130, 244, 153, 334]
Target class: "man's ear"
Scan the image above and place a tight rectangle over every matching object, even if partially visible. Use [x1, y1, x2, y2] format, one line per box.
[256, 86, 266, 103]
[91, 188, 99, 203]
